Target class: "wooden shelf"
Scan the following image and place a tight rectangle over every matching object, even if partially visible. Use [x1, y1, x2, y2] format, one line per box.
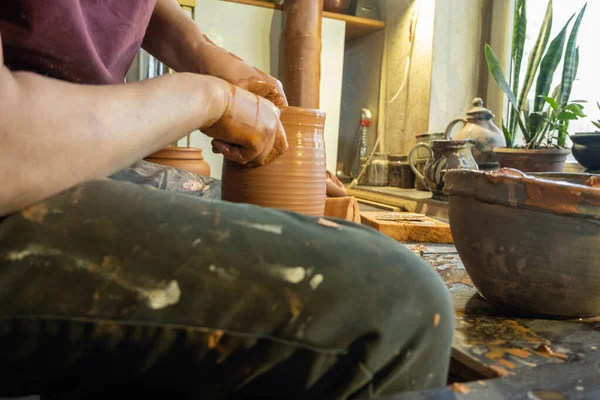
[221, 0, 385, 40]
[177, 0, 196, 7]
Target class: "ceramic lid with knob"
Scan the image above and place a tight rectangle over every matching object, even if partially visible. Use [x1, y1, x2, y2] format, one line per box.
[466, 98, 495, 119]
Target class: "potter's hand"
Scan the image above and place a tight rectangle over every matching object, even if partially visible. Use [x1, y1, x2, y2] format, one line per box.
[326, 170, 348, 197]
[198, 35, 288, 108]
[202, 81, 288, 167]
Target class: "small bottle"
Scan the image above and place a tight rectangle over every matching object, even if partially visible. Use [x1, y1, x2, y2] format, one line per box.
[351, 109, 372, 179]
[359, 112, 371, 158]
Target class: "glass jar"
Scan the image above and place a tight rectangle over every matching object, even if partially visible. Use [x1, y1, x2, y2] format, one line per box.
[388, 154, 407, 187]
[367, 153, 389, 186]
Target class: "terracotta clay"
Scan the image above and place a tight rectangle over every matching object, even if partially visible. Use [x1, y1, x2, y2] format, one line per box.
[145, 146, 210, 177]
[203, 83, 288, 168]
[444, 168, 600, 317]
[493, 148, 570, 173]
[221, 107, 327, 216]
[280, 0, 323, 109]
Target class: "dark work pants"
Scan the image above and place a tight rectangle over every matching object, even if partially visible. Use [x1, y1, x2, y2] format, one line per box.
[0, 162, 453, 399]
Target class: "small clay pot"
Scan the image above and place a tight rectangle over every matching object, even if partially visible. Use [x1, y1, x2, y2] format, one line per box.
[144, 146, 210, 177]
[323, 0, 350, 14]
[444, 168, 600, 318]
[570, 133, 600, 171]
[493, 147, 570, 173]
[221, 107, 327, 216]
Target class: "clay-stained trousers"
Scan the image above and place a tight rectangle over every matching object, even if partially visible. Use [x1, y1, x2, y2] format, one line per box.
[0, 163, 453, 399]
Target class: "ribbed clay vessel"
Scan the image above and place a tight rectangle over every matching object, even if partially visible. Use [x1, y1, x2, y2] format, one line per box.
[221, 106, 327, 216]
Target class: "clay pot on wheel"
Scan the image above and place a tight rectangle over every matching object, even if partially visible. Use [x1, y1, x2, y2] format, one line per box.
[221, 106, 327, 217]
[144, 146, 211, 176]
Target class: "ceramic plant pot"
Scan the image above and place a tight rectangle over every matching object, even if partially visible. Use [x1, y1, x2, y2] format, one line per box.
[570, 132, 600, 171]
[493, 147, 570, 173]
[145, 146, 211, 176]
[221, 106, 327, 216]
[323, 0, 351, 13]
[444, 168, 600, 318]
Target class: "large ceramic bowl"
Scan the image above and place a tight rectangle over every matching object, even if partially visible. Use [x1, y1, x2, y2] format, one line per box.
[443, 168, 600, 318]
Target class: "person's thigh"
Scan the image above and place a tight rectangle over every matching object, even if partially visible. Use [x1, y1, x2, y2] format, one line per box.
[0, 180, 452, 399]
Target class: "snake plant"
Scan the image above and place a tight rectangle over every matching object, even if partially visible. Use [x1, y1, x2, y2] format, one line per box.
[485, 0, 587, 149]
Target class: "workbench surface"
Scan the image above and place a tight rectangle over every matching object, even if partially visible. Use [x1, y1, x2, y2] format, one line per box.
[389, 243, 600, 399]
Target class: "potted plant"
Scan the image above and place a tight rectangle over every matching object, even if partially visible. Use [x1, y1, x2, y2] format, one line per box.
[484, 0, 587, 172]
[571, 102, 600, 171]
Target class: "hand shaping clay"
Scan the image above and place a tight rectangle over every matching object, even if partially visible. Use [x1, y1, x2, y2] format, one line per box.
[221, 106, 327, 216]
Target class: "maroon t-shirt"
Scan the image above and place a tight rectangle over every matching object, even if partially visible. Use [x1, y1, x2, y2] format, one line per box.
[0, 0, 157, 84]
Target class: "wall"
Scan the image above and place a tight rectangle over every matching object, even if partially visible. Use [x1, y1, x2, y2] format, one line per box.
[181, 0, 346, 179]
[375, 0, 497, 155]
[429, 0, 490, 134]
[379, 0, 434, 155]
[336, 29, 385, 174]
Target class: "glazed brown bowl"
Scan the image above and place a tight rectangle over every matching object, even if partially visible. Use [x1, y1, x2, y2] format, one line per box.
[444, 168, 600, 318]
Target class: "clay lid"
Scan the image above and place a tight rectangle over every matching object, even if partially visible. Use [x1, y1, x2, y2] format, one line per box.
[147, 146, 205, 160]
[466, 98, 495, 119]
[444, 168, 600, 220]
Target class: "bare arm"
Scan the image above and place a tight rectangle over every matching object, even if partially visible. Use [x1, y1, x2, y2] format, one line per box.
[0, 34, 284, 216]
[142, 0, 287, 107]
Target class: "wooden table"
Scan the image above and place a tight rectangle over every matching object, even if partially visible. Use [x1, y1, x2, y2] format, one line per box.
[386, 243, 600, 399]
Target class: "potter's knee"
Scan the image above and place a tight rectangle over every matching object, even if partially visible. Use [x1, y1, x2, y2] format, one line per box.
[378, 243, 453, 334]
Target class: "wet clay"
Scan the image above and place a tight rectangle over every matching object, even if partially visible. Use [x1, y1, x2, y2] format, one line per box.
[221, 107, 327, 216]
[280, 0, 323, 109]
[145, 146, 210, 177]
[203, 83, 288, 168]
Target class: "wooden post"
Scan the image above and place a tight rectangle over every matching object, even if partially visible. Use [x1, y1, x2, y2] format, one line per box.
[280, 0, 324, 109]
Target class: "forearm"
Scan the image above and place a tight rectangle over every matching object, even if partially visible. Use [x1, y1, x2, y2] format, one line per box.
[0, 69, 225, 215]
[142, 0, 208, 74]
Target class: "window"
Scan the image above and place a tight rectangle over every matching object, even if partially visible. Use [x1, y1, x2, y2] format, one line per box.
[521, 0, 599, 134]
